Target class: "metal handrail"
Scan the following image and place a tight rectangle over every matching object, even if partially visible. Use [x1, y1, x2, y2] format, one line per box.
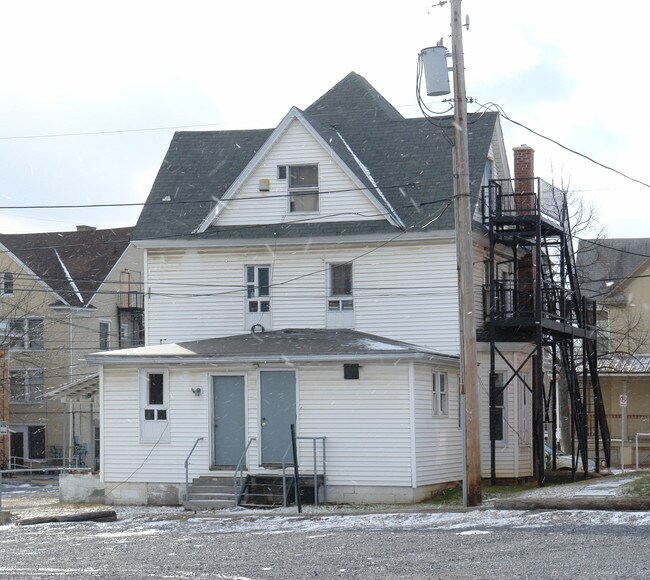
[233, 437, 256, 505]
[281, 436, 327, 507]
[184, 437, 204, 501]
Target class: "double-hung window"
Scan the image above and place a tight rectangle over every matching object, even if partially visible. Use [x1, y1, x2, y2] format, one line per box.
[140, 370, 169, 442]
[326, 262, 354, 328]
[328, 263, 353, 312]
[99, 320, 111, 350]
[1, 272, 13, 295]
[288, 164, 319, 212]
[433, 372, 448, 416]
[9, 369, 44, 403]
[8, 318, 44, 350]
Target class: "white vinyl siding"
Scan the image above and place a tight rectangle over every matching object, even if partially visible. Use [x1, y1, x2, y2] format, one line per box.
[414, 364, 462, 485]
[214, 119, 381, 226]
[476, 347, 533, 479]
[146, 241, 459, 353]
[102, 362, 425, 488]
[297, 363, 413, 487]
[102, 366, 211, 484]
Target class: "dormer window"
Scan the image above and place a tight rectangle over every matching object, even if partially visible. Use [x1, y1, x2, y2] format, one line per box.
[288, 164, 319, 212]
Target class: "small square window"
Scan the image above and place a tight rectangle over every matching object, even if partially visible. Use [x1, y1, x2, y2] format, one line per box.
[144, 409, 155, 421]
[278, 166, 287, 180]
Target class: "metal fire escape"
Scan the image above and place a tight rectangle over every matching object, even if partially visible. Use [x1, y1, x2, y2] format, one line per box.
[481, 177, 611, 486]
[116, 270, 145, 349]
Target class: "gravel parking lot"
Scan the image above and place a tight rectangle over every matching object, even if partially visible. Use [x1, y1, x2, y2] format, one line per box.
[1, 475, 649, 579]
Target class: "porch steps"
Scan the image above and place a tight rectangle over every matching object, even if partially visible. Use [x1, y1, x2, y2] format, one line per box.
[183, 476, 237, 510]
[183, 474, 323, 510]
[239, 475, 292, 509]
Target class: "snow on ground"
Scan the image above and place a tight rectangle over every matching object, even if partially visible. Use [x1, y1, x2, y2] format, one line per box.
[2, 471, 649, 537]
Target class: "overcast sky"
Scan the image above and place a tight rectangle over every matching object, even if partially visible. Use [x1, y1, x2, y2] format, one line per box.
[1, 0, 647, 239]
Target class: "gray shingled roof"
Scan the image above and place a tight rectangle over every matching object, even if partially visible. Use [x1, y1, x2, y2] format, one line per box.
[89, 328, 459, 364]
[133, 72, 498, 242]
[576, 238, 650, 301]
[0, 227, 132, 308]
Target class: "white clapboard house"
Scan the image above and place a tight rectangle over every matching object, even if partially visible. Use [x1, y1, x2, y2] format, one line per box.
[84, 73, 536, 507]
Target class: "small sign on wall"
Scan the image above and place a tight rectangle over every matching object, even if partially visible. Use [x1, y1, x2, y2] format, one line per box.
[620, 394, 628, 408]
[0, 420, 7, 434]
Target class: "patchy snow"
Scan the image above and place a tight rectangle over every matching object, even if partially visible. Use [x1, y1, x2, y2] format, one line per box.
[93, 342, 196, 357]
[354, 338, 410, 351]
[54, 249, 84, 304]
[335, 131, 405, 230]
[3, 473, 650, 537]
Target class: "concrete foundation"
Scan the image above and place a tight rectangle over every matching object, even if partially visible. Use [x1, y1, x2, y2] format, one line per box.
[61, 474, 456, 507]
[59, 473, 105, 504]
[325, 482, 457, 505]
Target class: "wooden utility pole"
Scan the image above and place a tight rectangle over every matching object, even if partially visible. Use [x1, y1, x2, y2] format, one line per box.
[450, 0, 481, 506]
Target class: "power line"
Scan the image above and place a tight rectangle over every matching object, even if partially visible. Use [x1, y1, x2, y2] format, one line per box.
[0, 123, 231, 141]
[474, 100, 650, 191]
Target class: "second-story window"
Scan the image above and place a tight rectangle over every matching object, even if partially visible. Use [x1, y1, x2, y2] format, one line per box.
[246, 266, 271, 314]
[8, 318, 44, 350]
[9, 369, 44, 403]
[99, 320, 111, 350]
[328, 263, 353, 312]
[1, 272, 14, 295]
[288, 164, 319, 212]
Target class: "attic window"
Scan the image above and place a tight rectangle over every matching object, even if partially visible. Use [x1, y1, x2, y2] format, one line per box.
[277, 166, 287, 180]
[288, 164, 319, 212]
[344, 363, 360, 380]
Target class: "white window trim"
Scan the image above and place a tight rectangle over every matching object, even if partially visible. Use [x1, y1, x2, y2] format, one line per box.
[139, 369, 170, 443]
[432, 372, 449, 416]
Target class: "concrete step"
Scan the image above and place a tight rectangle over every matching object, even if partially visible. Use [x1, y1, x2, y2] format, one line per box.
[192, 477, 233, 486]
[188, 484, 234, 494]
[184, 499, 236, 510]
[188, 492, 236, 502]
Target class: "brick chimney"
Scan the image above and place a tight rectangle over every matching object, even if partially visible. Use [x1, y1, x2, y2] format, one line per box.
[513, 145, 535, 215]
[513, 145, 535, 312]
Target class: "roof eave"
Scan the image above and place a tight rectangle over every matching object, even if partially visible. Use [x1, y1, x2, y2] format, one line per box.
[88, 352, 459, 366]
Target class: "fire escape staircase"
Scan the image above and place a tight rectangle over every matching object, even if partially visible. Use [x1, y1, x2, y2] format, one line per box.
[481, 178, 611, 485]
